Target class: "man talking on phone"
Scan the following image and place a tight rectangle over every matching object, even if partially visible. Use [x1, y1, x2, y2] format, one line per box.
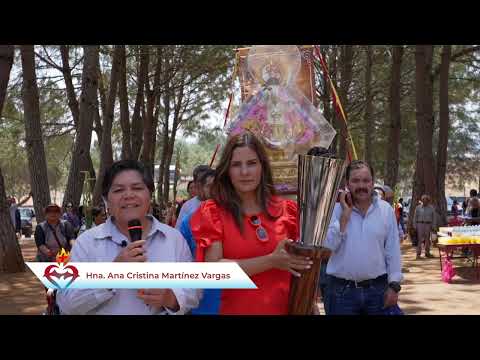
[323, 160, 403, 315]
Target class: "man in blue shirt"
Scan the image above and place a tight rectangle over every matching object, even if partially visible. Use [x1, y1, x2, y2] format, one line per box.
[176, 165, 211, 230]
[324, 160, 403, 315]
[179, 168, 221, 315]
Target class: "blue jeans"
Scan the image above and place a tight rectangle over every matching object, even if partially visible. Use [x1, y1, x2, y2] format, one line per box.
[399, 216, 405, 233]
[325, 275, 387, 315]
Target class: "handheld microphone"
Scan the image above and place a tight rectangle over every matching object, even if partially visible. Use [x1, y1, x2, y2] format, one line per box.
[127, 219, 143, 242]
[120, 240, 127, 248]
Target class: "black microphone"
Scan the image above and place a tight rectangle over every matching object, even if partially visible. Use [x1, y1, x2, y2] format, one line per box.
[127, 219, 143, 242]
[120, 240, 127, 248]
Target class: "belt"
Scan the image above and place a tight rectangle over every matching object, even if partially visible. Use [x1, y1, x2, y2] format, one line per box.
[331, 274, 388, 288]
[417, 221, 432, 224]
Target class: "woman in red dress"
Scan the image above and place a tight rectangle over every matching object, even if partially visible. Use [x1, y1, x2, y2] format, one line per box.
[190, 132, 312, 315]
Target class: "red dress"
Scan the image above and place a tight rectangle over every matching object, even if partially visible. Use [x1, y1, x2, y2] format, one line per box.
[190, 196, 298, 315]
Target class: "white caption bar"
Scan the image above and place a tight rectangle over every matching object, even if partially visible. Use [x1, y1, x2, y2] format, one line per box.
[26, 262, 257, 290]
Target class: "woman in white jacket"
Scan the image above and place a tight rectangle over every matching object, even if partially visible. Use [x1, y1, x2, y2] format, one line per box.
[56, 160, 199, 315]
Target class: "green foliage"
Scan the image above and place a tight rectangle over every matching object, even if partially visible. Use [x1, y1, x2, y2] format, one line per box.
[176, 128, 226, 179]
[0, 72, 74, 199]
[3, 44, 480, 203]
[316, 45, 480, 196]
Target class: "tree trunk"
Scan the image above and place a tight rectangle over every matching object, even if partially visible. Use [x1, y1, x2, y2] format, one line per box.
[329, 47, 339, 153]
[151, 91, 162, 170]
[131, 46, 148, 161]
[363, 46, 373, 163]
[97, 56, 107, 121]
[142, 46, 162, 180]
[409, 45, 436, 231]
[93, 92, 103, 146]
[59, 45, 80, 128]
[172, 156, 180, 204]
[118, 45, 132, 160]
[338, 45, 353, 159]
[408, 152, 426, 234]
[86, 152, 96, 192]
[416, 46, 437, 202]
[162, 142, 175, 204]
[385, 46, 404, 189]
[0, 45, 14, 114]
[162, 79, 184, 206]
[0, 44, 25, 273]
[60, 45, 97, 190]
[92, 46, 122, 206]
[157, 88, 171, 206]
[20, 45, 51, 222]
[436, 45, 452, 226]
[0, 167, 25, 272]
[63, 46, 99, 209]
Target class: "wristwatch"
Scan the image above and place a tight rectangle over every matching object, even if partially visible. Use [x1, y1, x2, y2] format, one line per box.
[388, 282, 401, 293]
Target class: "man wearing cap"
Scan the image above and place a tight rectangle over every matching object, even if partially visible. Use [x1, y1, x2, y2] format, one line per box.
[382, 185, 394, 206]
[175, 164, 211, 229]
[34, 204, 76, 261]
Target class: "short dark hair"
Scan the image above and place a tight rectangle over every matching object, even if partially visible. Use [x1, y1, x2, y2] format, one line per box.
[345, 160, 374, 181]
[91, 206, 104, 218]
[102, 160, 154, 198]
[187, 181, 194, 191]
[198, 168, 216, 186]
[193, 165, 211, 182]
[470, 189, 478, 197]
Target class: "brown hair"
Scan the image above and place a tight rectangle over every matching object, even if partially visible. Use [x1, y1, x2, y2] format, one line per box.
[421, 194, 431, 204]
[345, 160, 375, 181]
[211, 132, 276, 232]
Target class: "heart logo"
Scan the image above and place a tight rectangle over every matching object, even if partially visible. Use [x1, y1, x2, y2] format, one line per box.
[44, 264, 79, 289]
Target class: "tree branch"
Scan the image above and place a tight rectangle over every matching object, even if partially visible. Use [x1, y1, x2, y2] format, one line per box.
[433, 46, 480, 77]
[35, 50, 62, 71]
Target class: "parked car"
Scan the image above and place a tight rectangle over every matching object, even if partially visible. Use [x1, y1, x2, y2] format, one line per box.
[19, 207, 35, 238]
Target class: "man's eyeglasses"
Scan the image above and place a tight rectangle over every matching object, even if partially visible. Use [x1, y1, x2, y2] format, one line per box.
[249, 215, 269, 242]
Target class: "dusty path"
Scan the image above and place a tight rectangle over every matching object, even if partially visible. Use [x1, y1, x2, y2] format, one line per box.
[315, 242, 480, 315]
[0, 238, 46, 315]
[397, 242, 480, 314]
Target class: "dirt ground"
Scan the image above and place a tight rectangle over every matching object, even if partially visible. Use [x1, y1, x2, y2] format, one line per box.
[1, 237, 479, 315]
[0, 238, 47, 315]
[315, 241, 480, 315]
[396, 242, 480, 315]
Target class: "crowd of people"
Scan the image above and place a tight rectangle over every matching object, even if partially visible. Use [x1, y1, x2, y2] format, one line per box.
[10, 130, 478, 315]
[30, 132, 403, 315]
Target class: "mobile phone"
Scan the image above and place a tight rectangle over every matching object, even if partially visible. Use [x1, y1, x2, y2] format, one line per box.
[345, 191, 353, 207]
[337, 189, 353, 207]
